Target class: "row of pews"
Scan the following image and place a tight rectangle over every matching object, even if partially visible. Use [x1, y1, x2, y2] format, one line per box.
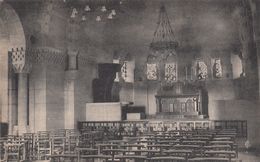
[0, 127, 241, 162]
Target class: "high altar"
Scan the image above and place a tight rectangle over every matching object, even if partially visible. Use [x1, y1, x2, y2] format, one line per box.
[155, 81, 207, 119]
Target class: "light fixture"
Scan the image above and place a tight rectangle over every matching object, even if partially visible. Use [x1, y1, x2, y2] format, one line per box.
[147, 4, 179, 86]
[82, 15, 86, 21]
[68, 0, 129, 23]
[101, 6, 107, 12]
[96, 16, 102, 22]
[71, 8, 78, 18]
[150, 4, 178, 56]
[111, 9, 116, 16]
[84, 5, 91, 12]
[108, 13, 113, 19]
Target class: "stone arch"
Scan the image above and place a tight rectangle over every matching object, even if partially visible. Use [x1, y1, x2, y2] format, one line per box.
[0, 2, 26, 126]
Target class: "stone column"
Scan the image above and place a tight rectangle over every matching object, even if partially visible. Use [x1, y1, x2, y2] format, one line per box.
[11, 47, 31, 135]
[64, 14, 81, 129]
[17, 73, 29, 134]
[64, 51, 78, 129]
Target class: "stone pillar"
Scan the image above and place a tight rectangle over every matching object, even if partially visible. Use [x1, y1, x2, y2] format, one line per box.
[64, 51, 78, 129]
[64, 14, 80, 129]
[17, 73, 29, 134]
[11, 47, 31, 135]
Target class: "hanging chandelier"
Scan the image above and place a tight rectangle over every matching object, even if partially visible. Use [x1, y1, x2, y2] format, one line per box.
[66, 0, 125, 22]
[150, 4, 178, 56]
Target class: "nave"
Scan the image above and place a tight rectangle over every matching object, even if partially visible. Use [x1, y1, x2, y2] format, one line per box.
[1, 0, 260, 161]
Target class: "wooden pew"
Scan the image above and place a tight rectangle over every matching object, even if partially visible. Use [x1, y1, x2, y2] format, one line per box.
[204, 145, 232, 151]
[163, 149, 193, 161]
[204, 150, 236, 162]
[147, 156, 186, 162]
[188, 157, 230, 162]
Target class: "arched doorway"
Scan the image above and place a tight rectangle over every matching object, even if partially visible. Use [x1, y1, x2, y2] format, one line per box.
[0, 2, 26, 134]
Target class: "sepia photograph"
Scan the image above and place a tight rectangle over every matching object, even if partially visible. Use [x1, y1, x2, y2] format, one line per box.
[0, 0, 259, 161]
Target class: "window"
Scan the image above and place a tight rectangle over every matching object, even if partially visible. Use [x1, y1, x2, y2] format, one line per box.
[113, 58, 135, 83]
[212, 58, 222, 78]
[165, 63, 177, 83]
[164, 53, 178, 84]
[196, 60, 207, 80]
[121, 61, 127, 81]
[147, 63, 158, 80]
[146, 54, 158, 81]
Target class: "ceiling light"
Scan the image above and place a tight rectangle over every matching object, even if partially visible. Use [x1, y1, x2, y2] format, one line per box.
[108, 13, 113, 19]
[71, 8, 78, 18]
[101, 6, 107, 12]
[85, 5, 91, 12]
[82, 15, 86, 21]
[111, 9, 116, 16]
[96, 16, 102, 22]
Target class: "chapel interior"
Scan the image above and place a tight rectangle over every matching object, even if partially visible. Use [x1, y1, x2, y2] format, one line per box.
[0, 0, 260, 161]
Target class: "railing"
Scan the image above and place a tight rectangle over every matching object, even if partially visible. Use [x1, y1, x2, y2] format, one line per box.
[78, 120, 247, 138]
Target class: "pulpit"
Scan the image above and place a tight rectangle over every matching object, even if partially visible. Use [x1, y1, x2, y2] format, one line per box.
[92, 63, 121, 102]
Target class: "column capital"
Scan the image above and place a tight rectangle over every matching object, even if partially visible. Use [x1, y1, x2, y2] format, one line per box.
[10, 47, 31, 73]
[67, 49, 79, 57]
[66, 49, 79, 70]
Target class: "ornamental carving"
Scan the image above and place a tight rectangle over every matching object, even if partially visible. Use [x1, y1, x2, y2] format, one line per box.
[28, 47, 66, 65]
[10, 47, 31, 73]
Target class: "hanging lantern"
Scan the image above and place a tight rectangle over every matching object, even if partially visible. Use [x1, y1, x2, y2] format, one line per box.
[150, 5, 178, 57]
[84, 5, 91, 12]
[82, 15, 86, 21]
[71, 8, 78, 18]
[107, 13, 113, 19]
[96, 16, 101, 22]
[111, 9, 116, 16]
[101, 6, 107, 12]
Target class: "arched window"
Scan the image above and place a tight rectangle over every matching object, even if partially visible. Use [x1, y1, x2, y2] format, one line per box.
[212, 58, 222, 78]
[146, 54, 158, 80]
[164, 53, 177, 84]
[121, 61, 127, 81]
[195, 60, 207, 80]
